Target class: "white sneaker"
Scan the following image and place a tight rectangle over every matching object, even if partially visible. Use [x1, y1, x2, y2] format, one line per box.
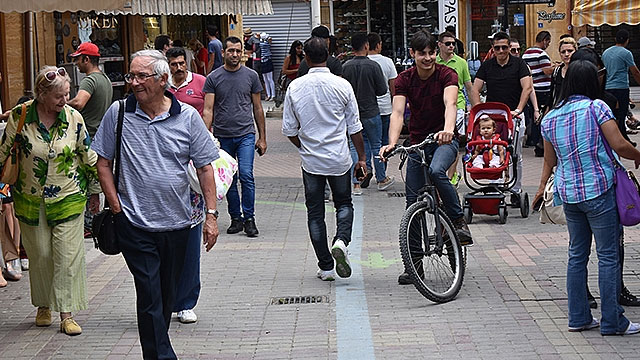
[177, 309, 197, 324]
[331, 239, 352, 278]
[316, 269, 336, 281]
[21, 259, 29, 271]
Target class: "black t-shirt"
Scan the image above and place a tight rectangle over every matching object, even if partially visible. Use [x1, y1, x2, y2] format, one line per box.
[297, 56, 343, 77]
[476, 55, 531, 110]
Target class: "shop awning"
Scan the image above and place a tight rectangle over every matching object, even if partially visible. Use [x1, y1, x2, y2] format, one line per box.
[572, 0, 640, 27]
[0, 0, 126, 13]
[107, 0, 273, 15]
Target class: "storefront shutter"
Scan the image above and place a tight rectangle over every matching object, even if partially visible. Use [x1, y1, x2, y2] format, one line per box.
[242, 0, 311, 79]
[572, 0, 640, 27]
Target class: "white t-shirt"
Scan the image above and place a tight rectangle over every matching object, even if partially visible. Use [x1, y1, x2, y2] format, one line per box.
[368, 54, 398, 115]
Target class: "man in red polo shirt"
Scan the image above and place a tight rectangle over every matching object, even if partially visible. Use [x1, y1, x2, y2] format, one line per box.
[380, 31, 472, 285]
[167, 47, 206, 115]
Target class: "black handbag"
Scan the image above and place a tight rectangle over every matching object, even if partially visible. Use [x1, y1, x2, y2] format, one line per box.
[92, 100, 125, 255]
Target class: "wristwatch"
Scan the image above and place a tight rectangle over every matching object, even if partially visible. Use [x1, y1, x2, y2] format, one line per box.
[206, 208, 219, 219]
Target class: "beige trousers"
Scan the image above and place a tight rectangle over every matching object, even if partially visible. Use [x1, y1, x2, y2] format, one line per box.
[20, 203, 87, 312]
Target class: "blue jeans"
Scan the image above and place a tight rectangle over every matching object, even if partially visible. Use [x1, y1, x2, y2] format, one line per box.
[218, 134, 256, 220]
[381, 114, 390, 146]
[302, 169, 353, 271]
[608, 88, 631, 142]
[350, 114, 386, 183]
[405, 140, 463, 220]
[563, 187, 629, 335]
[173, 223, 202, 312]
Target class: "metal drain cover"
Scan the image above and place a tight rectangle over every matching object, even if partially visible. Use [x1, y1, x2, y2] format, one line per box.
[270, 295, 329, 305]
[387, 192, 406, 197]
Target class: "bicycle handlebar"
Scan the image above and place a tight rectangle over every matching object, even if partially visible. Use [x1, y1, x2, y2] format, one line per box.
[383, 133, 438, 159]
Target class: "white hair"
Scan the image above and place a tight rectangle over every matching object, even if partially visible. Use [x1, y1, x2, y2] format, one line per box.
[131, 49, 170, 90]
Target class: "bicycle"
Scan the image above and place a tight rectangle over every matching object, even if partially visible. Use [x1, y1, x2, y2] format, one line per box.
[383, 133, 465, 303]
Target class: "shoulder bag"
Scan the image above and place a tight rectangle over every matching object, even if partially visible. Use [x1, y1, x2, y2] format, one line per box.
[92, 100, 125, 255]
[539, 169, 566, 225]
[594, 102, 640, 226]
[1, 103, 27, 184]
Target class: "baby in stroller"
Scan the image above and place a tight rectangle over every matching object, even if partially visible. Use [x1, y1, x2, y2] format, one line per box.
[470, 115, 505, 169]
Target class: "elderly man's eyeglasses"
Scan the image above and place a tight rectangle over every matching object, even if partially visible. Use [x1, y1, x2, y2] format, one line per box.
[45, 68, 67, 82]
[124, 72, 158, 83]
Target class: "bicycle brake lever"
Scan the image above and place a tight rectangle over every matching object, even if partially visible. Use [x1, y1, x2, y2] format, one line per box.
[399, 152, 407, 171]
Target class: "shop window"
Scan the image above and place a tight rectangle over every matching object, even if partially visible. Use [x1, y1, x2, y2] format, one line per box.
[333, 1, 367, 60]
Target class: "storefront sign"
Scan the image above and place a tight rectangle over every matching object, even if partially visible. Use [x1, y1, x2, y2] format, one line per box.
[537, 10, 566, 23]
[513, 13, 525, 26]
[439, 0, 458, 35]
[508, 0, 555, 4]
[79, 16, 119, 30]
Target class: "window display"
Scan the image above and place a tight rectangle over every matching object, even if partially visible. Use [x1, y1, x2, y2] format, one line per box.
[333, 1, 367, 58]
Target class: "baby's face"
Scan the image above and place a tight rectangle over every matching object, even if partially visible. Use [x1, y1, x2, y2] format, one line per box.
[479, 122, 495, 139]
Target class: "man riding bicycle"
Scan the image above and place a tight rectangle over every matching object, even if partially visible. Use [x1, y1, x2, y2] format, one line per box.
[380, 31, 473, 285]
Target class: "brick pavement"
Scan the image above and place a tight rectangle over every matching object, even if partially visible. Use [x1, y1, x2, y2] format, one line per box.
[1, 107, 640, 359]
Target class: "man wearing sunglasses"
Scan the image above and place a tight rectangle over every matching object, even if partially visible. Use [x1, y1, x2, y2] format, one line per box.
[470, 31, 532, 204]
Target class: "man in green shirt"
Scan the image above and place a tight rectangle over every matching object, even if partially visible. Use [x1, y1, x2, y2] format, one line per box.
[436, 32, 473, 183]
[68, 42, 113, 138]
[68, 42, 112, 236]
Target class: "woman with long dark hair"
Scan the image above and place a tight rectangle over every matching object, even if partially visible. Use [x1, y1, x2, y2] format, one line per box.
[281, 40, 304, 82]
[535, 60, 640, 335]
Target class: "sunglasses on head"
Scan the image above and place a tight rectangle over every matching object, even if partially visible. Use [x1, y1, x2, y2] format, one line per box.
[510, 48, 520, 53]
[45, 68, 67, 82]
[443, 41, 456, 47]
[493, 45, 509, 51]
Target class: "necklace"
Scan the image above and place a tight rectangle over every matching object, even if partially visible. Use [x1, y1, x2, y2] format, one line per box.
[47, 125, 59, 160]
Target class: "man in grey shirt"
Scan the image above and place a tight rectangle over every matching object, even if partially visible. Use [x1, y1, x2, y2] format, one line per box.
[342, 32, 393, 194]
[93, 50, 220, 360]
[283, 37, 367, 281]
[203, 36, 266, 237]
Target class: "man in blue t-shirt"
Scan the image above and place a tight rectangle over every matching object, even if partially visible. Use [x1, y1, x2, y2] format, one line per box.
[206, 24, 223, 73]
[602, 29, 640, 145]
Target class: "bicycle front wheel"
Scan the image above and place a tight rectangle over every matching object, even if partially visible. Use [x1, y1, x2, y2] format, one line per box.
[399, 201, 465, 303]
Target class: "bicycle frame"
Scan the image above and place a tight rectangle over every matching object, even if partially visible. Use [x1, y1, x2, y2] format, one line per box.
[393, 135, 447, 255]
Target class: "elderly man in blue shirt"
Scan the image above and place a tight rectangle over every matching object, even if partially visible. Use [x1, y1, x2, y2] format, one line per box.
[92, 49, 220, 360]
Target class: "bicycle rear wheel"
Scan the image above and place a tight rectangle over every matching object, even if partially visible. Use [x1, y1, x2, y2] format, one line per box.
[399, 201, 465, 303]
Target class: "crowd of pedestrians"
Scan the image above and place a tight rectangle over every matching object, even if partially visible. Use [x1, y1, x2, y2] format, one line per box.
[2, 20, 640, 359]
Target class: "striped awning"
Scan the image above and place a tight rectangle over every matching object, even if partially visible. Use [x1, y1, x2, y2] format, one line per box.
[572, 0, 640, 27]
[107, 0, 273, 15]
[0, 0, 125, 13]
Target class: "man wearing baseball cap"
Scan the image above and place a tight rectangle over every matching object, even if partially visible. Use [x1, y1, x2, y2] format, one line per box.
[297, 25, 343, 77]
[68, 42, 112, 236]
[577, 36, 596, 49]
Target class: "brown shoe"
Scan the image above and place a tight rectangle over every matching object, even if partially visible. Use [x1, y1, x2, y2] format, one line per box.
[60, 317, 82, 336]
[35, 307, 52, 327]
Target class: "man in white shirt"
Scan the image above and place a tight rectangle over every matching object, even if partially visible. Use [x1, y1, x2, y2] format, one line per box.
[282, 37, 367, 282]
[366, 32, 398, 186]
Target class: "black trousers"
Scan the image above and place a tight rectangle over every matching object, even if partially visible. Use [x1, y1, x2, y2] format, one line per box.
[608, 88, 631, 142]
[115, 212, 190, 360]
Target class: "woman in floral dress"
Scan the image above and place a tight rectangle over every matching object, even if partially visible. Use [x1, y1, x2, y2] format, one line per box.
[0, 66, 101, 335]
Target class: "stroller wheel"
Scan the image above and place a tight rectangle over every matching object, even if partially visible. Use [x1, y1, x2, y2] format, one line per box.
[498, 206, 507, 224]
[520, 193, 530, 218]
[463, 206, 473, 224]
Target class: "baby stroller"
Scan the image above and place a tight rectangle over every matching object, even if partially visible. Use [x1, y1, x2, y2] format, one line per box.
[461, 102, 529, 224]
